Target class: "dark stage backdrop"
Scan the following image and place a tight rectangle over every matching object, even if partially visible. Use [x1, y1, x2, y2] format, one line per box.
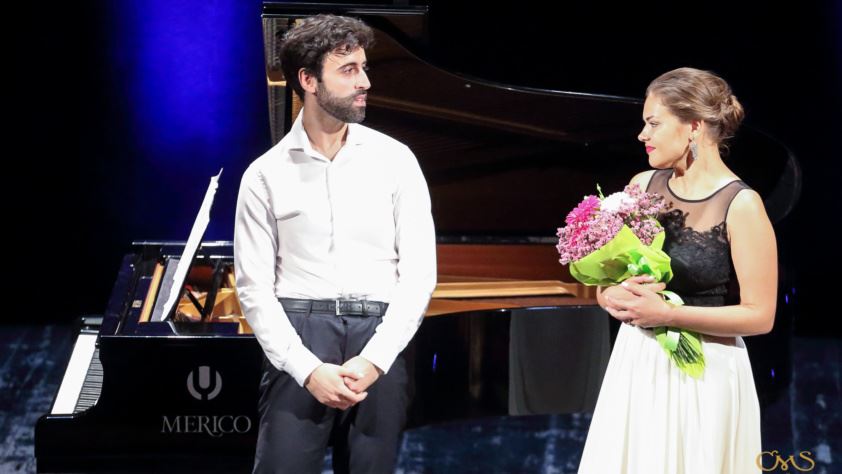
[8, 1, 840, 335]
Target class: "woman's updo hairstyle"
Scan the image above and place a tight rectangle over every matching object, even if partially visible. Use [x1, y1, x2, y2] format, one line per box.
[646, 67, 745, 151]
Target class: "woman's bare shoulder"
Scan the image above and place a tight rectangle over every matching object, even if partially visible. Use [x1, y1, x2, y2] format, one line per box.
[629, 169, 658, 189]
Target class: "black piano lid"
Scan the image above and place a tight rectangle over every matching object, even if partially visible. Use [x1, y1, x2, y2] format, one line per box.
[261, 3, 800, 240]
[131, 240, 235, 259]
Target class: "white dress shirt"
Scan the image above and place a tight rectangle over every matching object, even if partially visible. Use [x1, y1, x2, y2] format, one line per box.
[234, 114, 437, 387]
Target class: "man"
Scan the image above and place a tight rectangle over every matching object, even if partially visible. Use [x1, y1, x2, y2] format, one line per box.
[234, 14, 436, 474]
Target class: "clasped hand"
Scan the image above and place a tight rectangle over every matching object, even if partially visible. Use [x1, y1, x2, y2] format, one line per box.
[304, 356, 381, 410]
[602, 275, 673, 328]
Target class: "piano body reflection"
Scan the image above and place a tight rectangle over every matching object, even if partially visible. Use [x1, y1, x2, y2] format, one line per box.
[36, 3, 799, 472]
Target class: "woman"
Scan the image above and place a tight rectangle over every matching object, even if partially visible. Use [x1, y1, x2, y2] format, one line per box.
[578, 67, 777, 474]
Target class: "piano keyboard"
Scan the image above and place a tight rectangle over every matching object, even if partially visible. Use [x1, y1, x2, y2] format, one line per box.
[51, 332, 103, 414]
[74, 347, 103, 412]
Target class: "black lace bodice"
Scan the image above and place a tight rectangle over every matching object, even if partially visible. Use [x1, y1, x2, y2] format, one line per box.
[646, 169, 750, 307]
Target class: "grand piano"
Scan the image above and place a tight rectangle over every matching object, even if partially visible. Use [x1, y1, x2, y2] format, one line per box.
[35, 3, 800, 472]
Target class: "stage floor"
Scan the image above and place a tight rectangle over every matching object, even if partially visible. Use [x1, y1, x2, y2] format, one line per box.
[2, 323, 837, 473]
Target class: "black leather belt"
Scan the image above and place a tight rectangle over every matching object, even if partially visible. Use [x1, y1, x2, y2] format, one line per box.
[279, 298, 388, 317]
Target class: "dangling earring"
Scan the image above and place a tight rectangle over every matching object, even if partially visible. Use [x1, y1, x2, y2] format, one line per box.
[689, 137, 698, 162]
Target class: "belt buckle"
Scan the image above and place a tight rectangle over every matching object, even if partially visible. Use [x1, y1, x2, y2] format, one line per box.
[335, 298, 356, 316]
[336, 295, 366, 316]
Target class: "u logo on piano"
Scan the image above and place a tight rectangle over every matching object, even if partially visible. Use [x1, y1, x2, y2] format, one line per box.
[187, 366, 223, 401]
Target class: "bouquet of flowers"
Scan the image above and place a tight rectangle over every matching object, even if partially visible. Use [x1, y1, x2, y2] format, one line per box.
[557, 184, 705, 378]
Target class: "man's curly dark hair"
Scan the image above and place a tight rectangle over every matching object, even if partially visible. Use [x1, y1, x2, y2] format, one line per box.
[280, 15, 375, 99]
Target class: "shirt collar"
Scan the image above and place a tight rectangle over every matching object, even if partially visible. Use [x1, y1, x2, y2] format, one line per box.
[288, 112, 365, 162]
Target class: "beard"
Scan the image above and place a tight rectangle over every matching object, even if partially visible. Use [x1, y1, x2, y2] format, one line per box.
[315, 81, 367, 124]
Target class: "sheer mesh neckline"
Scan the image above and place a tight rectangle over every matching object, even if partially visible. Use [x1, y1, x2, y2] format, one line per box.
[665, 175, 744, 203]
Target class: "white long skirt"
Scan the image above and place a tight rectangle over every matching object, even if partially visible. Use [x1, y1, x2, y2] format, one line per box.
[578, 323, 762, 474]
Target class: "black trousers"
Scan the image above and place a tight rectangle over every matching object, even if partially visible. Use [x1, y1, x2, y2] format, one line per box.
[253, 306, 410, 474]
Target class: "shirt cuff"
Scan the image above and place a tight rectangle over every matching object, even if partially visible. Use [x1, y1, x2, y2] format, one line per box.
[284, 343, 322, 387]
[359, 336, 399, 375]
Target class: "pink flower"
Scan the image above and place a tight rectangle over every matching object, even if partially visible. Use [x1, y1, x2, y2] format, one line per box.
[565, 195, 600, 226]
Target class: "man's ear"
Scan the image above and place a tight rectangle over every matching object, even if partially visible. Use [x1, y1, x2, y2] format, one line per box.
[299, 68, 318, 95]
